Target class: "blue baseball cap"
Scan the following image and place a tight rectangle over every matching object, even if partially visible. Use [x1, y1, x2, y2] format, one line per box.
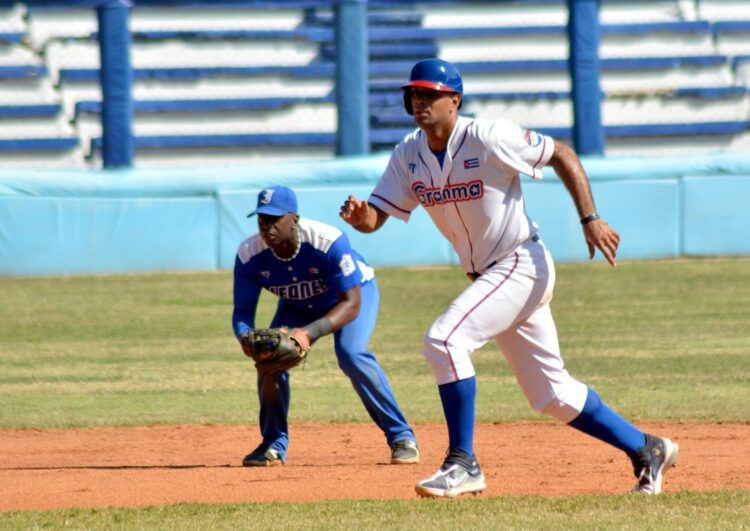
[247, 186, 298, 217]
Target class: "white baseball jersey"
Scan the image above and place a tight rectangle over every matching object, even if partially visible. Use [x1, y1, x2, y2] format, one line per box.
[368, 116, 554, 275]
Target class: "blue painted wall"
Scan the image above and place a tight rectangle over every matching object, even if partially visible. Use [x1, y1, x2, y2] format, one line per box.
[1, 154, 749, 276]
[682, 176, 750, 256]
[0, 196, 217, 275]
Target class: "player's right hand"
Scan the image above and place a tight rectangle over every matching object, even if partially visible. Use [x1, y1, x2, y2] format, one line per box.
[339, 195, 369, 227]
[583, 218, 620, 267]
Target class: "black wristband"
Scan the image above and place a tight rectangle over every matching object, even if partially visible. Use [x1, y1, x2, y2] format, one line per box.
[580, 212, 600, 225]
[304, 317, 333, 342]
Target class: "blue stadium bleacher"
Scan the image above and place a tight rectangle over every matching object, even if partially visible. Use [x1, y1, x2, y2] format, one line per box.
[0, 64, 47, 79]
[58, 65, 337, 83]
[305, 8, 423, 28]
[77, 96, 337, 162]
[369, 120, 750, 145]
[0, 137, 78, 151]
[714, 21, 750, 34]
[75, 97, 335, 115]
[90, 132, 333, 151]
[0, 103, 61, 117]
[0, 32, 23, 43]
[1, 1, 750, 167]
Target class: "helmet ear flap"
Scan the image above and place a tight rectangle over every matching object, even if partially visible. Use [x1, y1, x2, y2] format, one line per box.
[403, 88, 413, 116]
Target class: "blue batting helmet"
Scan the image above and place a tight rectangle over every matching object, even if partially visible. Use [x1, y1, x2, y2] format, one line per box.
[401, 58, 463, 115]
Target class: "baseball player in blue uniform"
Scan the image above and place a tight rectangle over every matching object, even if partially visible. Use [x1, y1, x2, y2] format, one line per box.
[233, 185, 419, 466]
[341, 58, 678, 497]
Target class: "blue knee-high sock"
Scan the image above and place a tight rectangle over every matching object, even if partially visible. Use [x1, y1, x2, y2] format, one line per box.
[568, 388, 646, 454]
[437, 377, 476, 457]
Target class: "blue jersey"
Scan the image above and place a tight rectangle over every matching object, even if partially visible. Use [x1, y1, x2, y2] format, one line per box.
[233, 218, 374, 337]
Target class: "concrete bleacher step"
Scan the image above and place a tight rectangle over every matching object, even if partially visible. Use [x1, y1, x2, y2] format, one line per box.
[0, 4, 25, 34]
[24, 3, 312, 50]
[437, 22, 715, 62]
[415, 0, 697, 28]
[697, 1, 750, 22]
[0, 141, 84, 169]
[733, 55, 750, 86]
[58, 75, 335, 119]
[0, 100, 77, 146]
[44, 38, 321, 85]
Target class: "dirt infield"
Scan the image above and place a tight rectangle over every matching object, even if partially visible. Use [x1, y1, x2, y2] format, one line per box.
[1, 422, 748, 512]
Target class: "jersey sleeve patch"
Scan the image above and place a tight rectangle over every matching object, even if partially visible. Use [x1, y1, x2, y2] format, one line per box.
[480, 119, 553, 181]
[524, 129, 543, 147]
[339, 253, 356, 276]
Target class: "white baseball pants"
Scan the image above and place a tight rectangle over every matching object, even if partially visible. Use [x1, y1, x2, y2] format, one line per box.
[423, 237, 588, 423]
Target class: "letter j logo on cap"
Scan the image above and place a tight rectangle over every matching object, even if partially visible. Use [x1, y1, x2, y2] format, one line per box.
[260, 189, 274, 204]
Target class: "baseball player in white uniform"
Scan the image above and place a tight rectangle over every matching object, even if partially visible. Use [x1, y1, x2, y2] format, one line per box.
[340, 58, 679, 498]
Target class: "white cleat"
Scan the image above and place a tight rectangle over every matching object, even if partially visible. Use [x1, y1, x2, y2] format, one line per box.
[415, 448, 486, 498]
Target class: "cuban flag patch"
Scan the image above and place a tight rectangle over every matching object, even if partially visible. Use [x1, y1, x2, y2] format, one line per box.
[464, 157, 480, 169]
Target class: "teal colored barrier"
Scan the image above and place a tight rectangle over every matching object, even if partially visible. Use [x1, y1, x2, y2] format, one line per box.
[0, 196, 217, 275]
[524, 178, 681, 262]
[683, 176, 750, 256]
[0, 154, 748, 276]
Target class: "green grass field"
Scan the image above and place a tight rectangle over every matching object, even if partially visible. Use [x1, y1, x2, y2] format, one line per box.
[2, 491, 749, 530]
[1, 257, 749, 528]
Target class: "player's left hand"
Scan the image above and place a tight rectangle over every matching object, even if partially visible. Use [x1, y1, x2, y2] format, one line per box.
[583, 219, 620, 267]
[339, 195, 370, 227]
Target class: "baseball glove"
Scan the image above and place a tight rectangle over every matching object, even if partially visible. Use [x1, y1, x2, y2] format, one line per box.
[239, 327, 310, 374]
